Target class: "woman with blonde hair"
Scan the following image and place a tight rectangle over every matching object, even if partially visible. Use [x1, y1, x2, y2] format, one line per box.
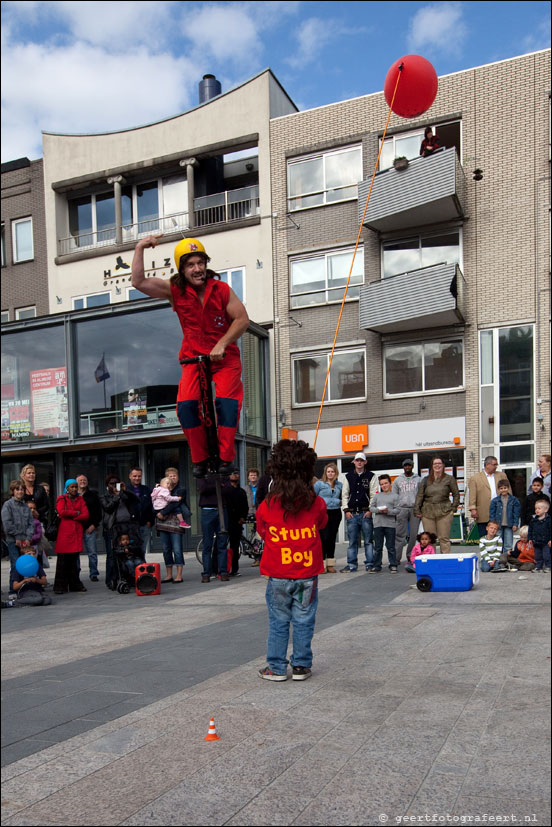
[19, 464, 50, 526]
[314, 462, 343, 573]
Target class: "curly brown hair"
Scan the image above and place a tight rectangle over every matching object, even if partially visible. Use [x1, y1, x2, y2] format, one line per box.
[266, 439, 317, 517]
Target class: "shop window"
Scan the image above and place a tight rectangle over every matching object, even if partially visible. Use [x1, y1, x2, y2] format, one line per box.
[288, 145, 362, 211]
[293, 347, 366, 406]
[242, 331, 267, 438]
[12, 217, 33, 262]
[1, 324, 68, 444]
[290, 247, 364, 308]
[384, 340, 463, 397]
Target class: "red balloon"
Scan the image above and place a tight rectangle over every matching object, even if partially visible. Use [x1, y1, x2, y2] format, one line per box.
[384, 55, 438, 119]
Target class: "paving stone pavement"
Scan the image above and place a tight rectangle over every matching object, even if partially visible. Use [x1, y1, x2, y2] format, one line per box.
[1, 548, 550, 826]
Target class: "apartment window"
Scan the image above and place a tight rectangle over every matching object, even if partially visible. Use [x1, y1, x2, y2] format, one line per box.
[382, 230, 460, 279]
[292, 347, 366, 406]
[219, 268, 245, 303]
[1, 310, 9, 323]
[66, 174, 188, 251]
[15, 306, 37, 320]
[288, 145, 362, 211]
[384, 340, 463, 396]
[73, 292, 111, 310]
[12, 217, 34, 262]
[379, 120, 461, 170]
[290, 247, 364, 308]
[126, 288, 148, 301]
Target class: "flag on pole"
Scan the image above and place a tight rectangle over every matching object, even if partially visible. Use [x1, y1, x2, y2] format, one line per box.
[94, 355, 110, 383]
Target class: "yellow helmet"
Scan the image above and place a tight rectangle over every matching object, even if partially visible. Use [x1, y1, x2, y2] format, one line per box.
[174, 238, 207, 271]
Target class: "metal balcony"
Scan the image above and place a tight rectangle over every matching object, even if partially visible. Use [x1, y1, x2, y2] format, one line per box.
[359, 262, 465, 334]
[358, 148, 465, 233]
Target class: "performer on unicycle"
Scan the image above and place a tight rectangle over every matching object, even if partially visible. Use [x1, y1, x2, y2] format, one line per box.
[131, 235, 249, 477]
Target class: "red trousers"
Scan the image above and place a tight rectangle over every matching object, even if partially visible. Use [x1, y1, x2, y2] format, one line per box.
[176, 357, 243, 463]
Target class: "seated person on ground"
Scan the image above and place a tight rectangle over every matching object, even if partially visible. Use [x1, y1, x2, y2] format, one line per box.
[479, 520, 504, 572]
[10, 543, 52, 606]
[114, 533, 144, 582]
[404, 531, 437, 573]
[499, 525, 535, 571]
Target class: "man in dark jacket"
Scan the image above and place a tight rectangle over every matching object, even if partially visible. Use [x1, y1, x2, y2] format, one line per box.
[101, 476, 140, 588]
[76, 474, 102, 581]
[227, 471, 249, 576]
[126, 467, 154, 555]
[340, 452, 378, 572]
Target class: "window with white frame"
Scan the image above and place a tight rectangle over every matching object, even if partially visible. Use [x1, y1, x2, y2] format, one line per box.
[290, 246, 364, 308]
[292, 347, 366, 406]
[384, 339, 463, 397]
[219, 267, 245, 303]
[1, 310, 10, 323]
[288, 145, 362, 211]
[480, 325, 534, 464]
[72, 292, 111, 310]
[67, 174, 188, 251]
[15, 306, 36, 320]
[12, 217, 34, 262]
[382, 230, 461, 279]
[126, 287, 148, 301]
[379, 120, 461, 170]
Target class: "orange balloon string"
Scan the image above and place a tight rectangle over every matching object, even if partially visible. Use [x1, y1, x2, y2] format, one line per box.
[312, 67, 403, 452]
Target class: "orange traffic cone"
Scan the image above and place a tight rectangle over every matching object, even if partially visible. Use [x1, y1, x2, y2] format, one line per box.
[204, 716, 220, 741]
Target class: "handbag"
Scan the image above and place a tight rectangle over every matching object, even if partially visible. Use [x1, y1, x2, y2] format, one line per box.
[45, 511, 60, 541]
[155, 513, 186, 535]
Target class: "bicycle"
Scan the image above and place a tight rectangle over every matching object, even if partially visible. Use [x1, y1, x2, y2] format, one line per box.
[195, 520, 263, 566]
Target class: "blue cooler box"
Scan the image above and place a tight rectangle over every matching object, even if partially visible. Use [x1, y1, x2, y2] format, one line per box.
[415, 552, 479, 592]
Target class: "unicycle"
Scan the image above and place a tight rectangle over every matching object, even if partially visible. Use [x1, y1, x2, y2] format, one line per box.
[179, 354, 230, 537]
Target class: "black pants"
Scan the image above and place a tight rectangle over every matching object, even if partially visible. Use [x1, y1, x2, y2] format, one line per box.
[54, 553, 83, 592]
[228, 524, 242, 574]
[320, 509, 342, 561]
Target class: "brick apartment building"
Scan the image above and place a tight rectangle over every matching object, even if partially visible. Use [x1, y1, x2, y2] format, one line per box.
[1, 157, 49, 321]
[270, 49, 550, 513]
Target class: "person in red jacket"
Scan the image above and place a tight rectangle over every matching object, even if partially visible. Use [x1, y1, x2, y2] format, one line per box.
[256, 439, 328, 682]
[53, 479, 89, 594]
[131, 235, 249, 477]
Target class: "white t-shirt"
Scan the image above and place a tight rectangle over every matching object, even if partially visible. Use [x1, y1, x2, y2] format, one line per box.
[485, 472, 497, 499]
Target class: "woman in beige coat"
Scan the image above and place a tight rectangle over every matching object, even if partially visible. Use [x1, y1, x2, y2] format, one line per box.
[414, 457, 460, 554]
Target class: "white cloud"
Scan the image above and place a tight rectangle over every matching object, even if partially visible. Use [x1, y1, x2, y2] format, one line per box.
[285, 16, 364, 70]
[408, 2, 467, 55]
[2, 0, 174, 49]
[180, 5, 264, 69]
[1, 39, 197, 161]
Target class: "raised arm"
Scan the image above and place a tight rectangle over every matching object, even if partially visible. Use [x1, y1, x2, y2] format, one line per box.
[210, 287, 250, 361]
[131, 235, 172, 300]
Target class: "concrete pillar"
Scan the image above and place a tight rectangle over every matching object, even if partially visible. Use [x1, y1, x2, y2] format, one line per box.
[180, 158, 197, 229]
[107, 175, 125, 244]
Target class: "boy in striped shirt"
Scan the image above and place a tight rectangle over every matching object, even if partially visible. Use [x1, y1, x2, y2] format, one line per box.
[479, 520, 505, 572]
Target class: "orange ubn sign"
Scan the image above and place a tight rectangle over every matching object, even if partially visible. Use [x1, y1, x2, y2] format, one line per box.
[342, 424, 368, 453]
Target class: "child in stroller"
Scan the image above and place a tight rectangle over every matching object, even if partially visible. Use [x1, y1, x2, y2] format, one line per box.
[110, 530, 145, 593]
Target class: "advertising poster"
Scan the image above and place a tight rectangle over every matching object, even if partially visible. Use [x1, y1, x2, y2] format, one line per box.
[8, 401, 31, 439]
[123, 388, 147, 427]
[1, 383, 14, 441]
[30, 367, 69, 437]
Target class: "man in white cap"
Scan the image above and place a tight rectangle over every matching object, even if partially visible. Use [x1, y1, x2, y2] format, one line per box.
[392, 459, 421, 564]
[340, 452, 378, 572]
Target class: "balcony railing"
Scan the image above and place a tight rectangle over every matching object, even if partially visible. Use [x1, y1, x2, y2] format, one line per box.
[359, 262, 466, 334]
[358, 148, 466, 233]
[58, 185, 260, 255]
[194, 185, 260, 227]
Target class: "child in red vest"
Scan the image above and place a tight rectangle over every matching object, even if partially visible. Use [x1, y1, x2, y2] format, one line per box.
[256, 439, 328, 682]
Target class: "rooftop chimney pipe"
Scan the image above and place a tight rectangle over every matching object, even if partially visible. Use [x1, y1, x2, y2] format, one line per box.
[199, 74, 221, 104]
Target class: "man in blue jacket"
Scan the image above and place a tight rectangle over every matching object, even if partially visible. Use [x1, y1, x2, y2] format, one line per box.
[126, 467, 154, 555]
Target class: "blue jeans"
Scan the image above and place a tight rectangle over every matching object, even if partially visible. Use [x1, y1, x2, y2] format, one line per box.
[346, 514, 374, 569]
[160, 530, 184, 566]
[533, 544, 551, 571]
[82, 529, 99, 578]
[372, 526, 397, 570]
[265, 577, 318, 673]
[201, 508, 228, 577]
[481, 559, 500, 572]
[500, 526, 514, 553]
[139, 524, 151, 556]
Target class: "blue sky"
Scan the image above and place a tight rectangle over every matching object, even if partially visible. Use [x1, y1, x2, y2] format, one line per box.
[1, 1, 550, 162]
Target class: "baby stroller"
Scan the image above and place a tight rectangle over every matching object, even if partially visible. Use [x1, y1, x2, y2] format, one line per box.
[108, 526, 145, 594]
